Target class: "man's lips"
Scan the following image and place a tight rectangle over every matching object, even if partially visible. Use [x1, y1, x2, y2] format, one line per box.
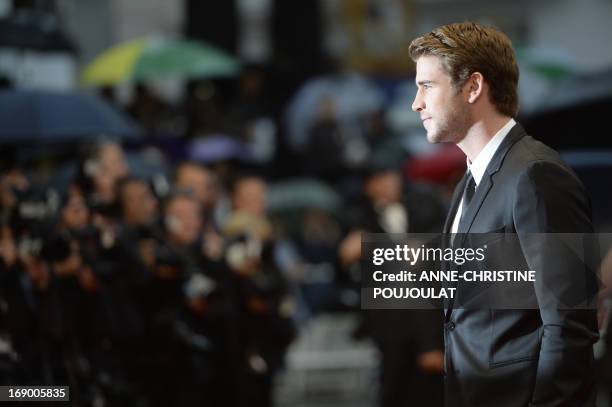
[421, 117, 431, 123]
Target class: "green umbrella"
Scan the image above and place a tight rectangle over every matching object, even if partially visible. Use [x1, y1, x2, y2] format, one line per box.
[82, 36, 240, 86]
[516, 46, 576, 81]
[267, 179, 342, 214]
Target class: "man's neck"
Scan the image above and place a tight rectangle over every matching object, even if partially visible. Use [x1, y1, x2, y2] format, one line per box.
[458, 114, 512, 162]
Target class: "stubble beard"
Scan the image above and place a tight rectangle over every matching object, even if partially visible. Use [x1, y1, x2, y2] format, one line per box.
[426, 98, 471, 145]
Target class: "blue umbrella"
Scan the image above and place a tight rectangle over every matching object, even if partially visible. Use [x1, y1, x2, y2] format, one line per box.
[0, 89, 142, 143]
[188, 135, 251, 164]
[285, 72, 385, 151]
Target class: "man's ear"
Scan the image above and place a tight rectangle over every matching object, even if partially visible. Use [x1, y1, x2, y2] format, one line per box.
[466, 72, 484, 104]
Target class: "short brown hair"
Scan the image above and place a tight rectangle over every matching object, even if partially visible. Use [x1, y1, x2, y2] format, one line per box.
[409, 22, 519, 117]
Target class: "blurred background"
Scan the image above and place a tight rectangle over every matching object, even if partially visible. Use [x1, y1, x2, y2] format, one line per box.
[1, 0, 612, 406]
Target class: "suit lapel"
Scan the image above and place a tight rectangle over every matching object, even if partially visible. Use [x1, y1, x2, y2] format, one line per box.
[446, 123, 527, 318]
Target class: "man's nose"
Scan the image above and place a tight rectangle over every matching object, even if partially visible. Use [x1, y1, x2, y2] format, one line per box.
[412, 92, 424, 112]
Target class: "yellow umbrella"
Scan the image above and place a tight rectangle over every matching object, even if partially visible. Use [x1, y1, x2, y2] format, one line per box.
[82, 37, 240, 86]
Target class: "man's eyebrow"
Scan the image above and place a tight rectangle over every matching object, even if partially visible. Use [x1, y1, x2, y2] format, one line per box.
[416, 80, 434, 86]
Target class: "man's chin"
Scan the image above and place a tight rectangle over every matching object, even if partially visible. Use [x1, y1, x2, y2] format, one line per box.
[426, 132, 442, 144]
[426, 130, 457, 145]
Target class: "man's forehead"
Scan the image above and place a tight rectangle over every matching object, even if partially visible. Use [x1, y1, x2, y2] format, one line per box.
[415, 55, 446, 79]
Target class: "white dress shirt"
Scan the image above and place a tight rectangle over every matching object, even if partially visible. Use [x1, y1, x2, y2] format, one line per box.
[451, 118, 516, 233]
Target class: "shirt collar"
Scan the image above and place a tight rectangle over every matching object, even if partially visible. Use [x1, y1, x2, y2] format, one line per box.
[467, 118, 516, 186]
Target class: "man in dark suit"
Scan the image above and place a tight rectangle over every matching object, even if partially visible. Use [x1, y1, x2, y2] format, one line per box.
[341, 164, 446, 407]
[409, 22, 599, 406]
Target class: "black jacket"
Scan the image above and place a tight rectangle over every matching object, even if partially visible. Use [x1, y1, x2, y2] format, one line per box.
[443, 123, 599, 407]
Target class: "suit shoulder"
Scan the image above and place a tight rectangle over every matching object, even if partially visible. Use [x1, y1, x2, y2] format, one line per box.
[495, 133, 589, 208]
[511, 135, 564, 166]
[508, 137, 593, 233]
[502, 134, 580, 183]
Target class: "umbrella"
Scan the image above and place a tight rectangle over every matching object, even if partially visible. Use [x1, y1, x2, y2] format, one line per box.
[188, 135, 251, 164]
[526, 68, 612, 115]
[515, 46, 578, 114]
[285, 72, 384, 151]
[0, 89, 142, 144]
[81, 36, 240, 86]
[267, 179, 342, 214]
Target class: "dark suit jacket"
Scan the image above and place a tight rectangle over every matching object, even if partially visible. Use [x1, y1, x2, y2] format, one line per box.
[344, 184, 446, 406]
[443, 123, 599, 407]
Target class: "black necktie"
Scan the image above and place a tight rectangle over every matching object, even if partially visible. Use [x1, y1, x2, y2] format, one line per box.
[459, 170, 476, 225]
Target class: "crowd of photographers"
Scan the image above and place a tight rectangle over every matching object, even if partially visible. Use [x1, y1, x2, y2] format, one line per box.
[0, 141, 298, 406]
